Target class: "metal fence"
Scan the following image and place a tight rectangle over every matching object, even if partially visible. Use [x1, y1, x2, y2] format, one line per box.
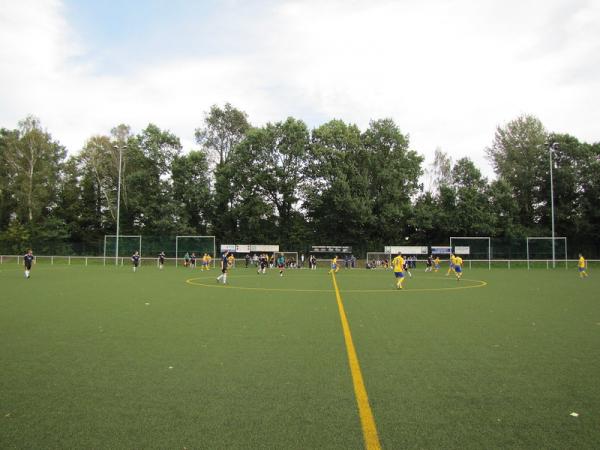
[1, 255, 596, 270]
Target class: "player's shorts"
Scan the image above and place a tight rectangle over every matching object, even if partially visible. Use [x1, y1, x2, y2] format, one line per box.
[578, 267, 585, 272]
[434, 264, 440, 269]
[25, 262, 32, 270]
[159, 258, 165, 264]
[331, 264, 337, 270]
[221, 267, 228, 273]
[133, 261, 139, 267]
[278, 264, 284, 269]
[394, 271, 404, 278]
[455, 266, 462, 273]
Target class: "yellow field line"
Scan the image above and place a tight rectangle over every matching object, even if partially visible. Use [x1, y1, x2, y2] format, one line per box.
[331, 272, 381, 450]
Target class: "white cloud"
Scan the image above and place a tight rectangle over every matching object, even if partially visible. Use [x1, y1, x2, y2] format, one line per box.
[0, 0, 599, 179]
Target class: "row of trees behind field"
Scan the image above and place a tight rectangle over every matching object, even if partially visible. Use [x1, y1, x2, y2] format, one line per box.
[1, 105, 599, 256]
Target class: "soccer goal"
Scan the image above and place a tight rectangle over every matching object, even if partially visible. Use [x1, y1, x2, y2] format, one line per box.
[278, 252, 299, 268]
[366, 252, 392, 269]
[103, 235, 142, 266]
[450, 236, 491, 270]
[526, 237, 567, 269]
[175, 236, 216, 268]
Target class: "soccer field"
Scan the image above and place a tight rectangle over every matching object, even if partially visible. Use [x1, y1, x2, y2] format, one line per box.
[1, 263, 599, 449]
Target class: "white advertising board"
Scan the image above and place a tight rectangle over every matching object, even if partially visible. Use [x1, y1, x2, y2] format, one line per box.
[384, 246, 428, 254]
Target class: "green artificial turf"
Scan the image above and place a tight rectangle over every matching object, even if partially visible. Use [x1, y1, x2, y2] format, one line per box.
[1, 262, 598, 449]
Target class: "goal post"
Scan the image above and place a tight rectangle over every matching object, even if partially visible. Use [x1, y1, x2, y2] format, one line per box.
[366, 252, 392, 269]
[175, 236, 216, 268]
[526, 237, 567, 270]
[449, 237, 491, 270]
[103, 235, 142, 266]
[278, 252, 299, 268]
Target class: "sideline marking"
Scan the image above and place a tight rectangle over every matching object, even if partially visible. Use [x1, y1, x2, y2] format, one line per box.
[186, 276, 487, 293]
[331, 272, 381, 450]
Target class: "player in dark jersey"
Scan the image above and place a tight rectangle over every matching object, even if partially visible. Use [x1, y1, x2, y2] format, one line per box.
[131, 251, 140, 272]
[190, 252, 197, 268]
[217, 251, 230, 284]
[403, 259, 412, 278]
[258, 254, 268, 274]
[158, 251, 166, 270]
[24, 249, 34, 279]
[425, 255, 433, 272]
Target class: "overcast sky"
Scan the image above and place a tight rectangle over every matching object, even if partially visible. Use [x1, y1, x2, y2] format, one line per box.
[1, 0, 599, 179]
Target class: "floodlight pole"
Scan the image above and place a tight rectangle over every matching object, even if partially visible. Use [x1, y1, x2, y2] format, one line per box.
[549, 142, 558, 269]
[114, 143, 123, 266]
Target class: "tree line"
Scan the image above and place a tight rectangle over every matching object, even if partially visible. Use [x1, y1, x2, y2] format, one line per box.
[1, 105, 599, 257]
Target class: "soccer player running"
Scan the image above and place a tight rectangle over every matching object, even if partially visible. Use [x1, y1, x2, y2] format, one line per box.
[425, 255, 433, 272]
[258, 254, 268, 274]
[277, 253, 286, 277]
[328, 255, 339, 274]
[434, 256, 441, 272]
[158, 251, 166, 270]
[216, 251, 230, 284]
[132, 251, 140, 272]
[578, 254, 589, 278]
[24, 248, 35, 279]
[392, 253, 406, 289]
[454, 255, 463, 281]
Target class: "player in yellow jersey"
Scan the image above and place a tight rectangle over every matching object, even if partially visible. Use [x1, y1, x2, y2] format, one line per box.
[227, 253, 235, 269]
[206, 254, 212, 270]
[392, 253, 405, 289]
[454, 255, 463, 281]
[328, 255, 339, 274]
[578, 254, 589, 278]
[446, 254, 456, 276]
[434, 256, 441, 272]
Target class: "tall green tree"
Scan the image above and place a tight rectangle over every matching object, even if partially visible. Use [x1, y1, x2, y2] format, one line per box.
[362, 119, 423, 245]
[304, 120, 371, 246]
[0, 128, 18, 230]
[3, 116, 66, 224]
[172, 150, 212, 233]
[195, 104, 251, 241]
[231, 118, 310, 247]
[486, 115, 548, 228]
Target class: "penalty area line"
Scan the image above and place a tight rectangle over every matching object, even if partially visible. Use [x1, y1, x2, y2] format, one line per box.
[331, 272, 381, 450]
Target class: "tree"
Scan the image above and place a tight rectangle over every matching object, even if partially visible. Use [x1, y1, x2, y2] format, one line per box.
[0, 128, 18, 230]
[230, 118, 310, 247]
[362, 119, 424, 245]
[195, 104, 251, 241]
[304, 120, 372, 246]
[450, 157, 494, 235]
[427, 147, 452, 194]
[172, 150, 212, 233]
[3, 116, 66, 223]
[486, 115, 547, 228]
[195, 103, 251, 166]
